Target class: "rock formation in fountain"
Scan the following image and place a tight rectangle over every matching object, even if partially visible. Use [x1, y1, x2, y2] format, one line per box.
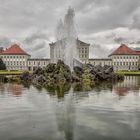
[19, 7, 124, 90]
[53, 7, 79, 70]
[21, 60, 124, 90]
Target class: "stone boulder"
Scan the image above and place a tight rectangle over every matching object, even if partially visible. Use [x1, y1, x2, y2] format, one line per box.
[33, 67, 44, 76]
[74, 66, 83, 74]
[20, 71, 31, 82]
[21, 61, 124, 88]
[32, 75, 46, 86]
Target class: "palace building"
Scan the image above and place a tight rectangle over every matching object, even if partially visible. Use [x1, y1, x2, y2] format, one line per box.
[49, 39, 90, 64]
[0, 44, 50, 71]
[0, 44, 30, 70]
[0, 42, 140, 71]
[89, 44, 140, 71]
[109, 44, 140, 71]
[89, 58, 112, 67]
[27, 58, 50, 71]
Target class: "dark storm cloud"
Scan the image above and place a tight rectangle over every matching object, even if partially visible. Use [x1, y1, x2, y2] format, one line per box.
[0, 37, 12, 48]
[0, 0, 140, 58]
[0, 0, 68, 38]
[24, 31, 49, 44]
[0, 0, 140, 36]
[22, 30, 50, 58]
[113, 37, 126, 44]
[75, 0, 140, 34]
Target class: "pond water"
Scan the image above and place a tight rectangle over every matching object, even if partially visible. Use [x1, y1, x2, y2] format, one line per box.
[0, 76, 140, 140]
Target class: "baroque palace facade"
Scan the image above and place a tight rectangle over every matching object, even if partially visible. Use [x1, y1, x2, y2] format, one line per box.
[108, 44, 140, 71]
[89, 44, 140, 71]
[49, 39, 90, 64]
[0, 42, 140, 71]
[0, 44, 50, 71]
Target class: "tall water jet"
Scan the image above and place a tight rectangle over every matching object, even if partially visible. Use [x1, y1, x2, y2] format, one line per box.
[53, 7, 79, 70]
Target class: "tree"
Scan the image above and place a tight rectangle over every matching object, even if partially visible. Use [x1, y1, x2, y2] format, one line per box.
[0, 58, 6, 70]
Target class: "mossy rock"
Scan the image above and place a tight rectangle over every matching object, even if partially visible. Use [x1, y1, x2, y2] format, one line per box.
[82, 71, 94, 90]
[8, 76, 21, 83]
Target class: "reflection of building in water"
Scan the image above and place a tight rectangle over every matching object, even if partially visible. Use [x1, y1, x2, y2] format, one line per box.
[7, 84, 23, 96]
[0, 83, 5, 94]
[53, 89, 76, 140]
[113, 76, 140, 96]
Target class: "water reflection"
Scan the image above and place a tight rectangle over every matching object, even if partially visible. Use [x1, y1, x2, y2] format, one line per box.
[113, 76, 140, 96]
[0, 76, 140, 140]
[0, 76, 140, 99]
[42, 76, 140, 99]
[44, 83, 71, 98]
[0, 83, 24, 97]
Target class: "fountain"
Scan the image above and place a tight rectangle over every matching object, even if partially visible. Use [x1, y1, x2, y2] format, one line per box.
[53, 7, 80, 70]
[19, 7, 124, 86]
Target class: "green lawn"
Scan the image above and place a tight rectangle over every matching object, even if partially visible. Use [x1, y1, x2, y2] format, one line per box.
[0, 70, 32, 75]
[116, 71, 140, 75]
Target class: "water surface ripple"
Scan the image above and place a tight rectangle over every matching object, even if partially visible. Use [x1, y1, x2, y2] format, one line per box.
[0, 76, 140, 140]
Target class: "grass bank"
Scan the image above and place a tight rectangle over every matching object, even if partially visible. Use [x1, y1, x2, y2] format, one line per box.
[0, 70, 32, 75]
[116, 71, 140, 75]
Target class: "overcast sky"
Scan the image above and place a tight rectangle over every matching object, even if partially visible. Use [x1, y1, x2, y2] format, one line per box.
[0, 0, 140, 58]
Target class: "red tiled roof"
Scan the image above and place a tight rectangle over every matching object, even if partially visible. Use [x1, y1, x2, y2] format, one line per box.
[109, 44, 138, 56]
[0, 44, 30, 56]
[135, 50, 140, 55]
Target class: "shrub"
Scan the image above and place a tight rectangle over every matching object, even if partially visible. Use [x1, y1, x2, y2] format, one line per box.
[0, 58, 6, 70]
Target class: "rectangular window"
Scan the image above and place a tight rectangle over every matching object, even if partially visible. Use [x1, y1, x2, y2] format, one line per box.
[124, 62, 125, 65]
